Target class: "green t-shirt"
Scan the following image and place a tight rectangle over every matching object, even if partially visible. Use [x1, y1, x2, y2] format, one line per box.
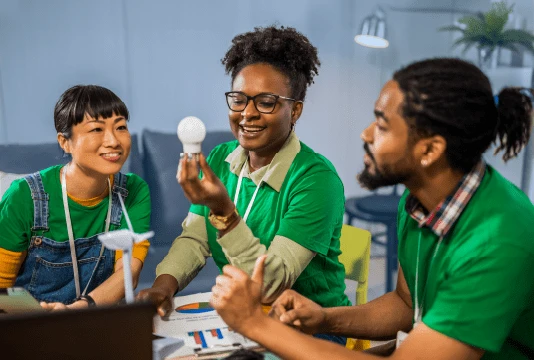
[0, 165, 151, 252]
[398, 166, 534, 359]
[190, 140, 351, 308]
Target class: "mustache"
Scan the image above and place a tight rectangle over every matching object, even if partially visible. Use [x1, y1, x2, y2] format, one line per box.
[363, 143, 376, 162]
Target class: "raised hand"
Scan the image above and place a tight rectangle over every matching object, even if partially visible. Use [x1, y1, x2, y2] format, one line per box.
[210, 255, 267, 333]
[269, 289, 327, 335]
[177, 153, 234, 215]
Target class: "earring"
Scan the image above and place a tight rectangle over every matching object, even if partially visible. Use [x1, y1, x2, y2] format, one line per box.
[421, 159, 428, 167]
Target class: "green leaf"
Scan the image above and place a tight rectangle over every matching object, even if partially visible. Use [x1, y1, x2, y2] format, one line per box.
[452, 36, 487, 53]
[439, 25, 465, 33]
[484, 1, 512, 35]
[500, 29, 534, 43]
[460, 41, 478, 55]
[499, 43, 519, 54]
[439, 0, 534, 57]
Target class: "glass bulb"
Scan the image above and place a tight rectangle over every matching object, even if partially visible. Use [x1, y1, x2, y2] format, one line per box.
[177, 116, 206, 154]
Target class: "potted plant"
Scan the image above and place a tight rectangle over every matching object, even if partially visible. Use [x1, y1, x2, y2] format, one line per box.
[440, 1, 534, 68]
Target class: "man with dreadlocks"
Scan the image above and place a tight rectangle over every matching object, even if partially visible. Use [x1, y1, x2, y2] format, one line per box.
[210, 58, 534, 360]
[138, 25, 350, 344]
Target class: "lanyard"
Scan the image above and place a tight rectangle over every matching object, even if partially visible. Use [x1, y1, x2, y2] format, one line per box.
[413, 230, 444, 327]
[233, 159, 268, 222]
[61, 165, 111, 298]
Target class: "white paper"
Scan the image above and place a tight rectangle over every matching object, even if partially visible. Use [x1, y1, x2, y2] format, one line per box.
[152, 337, 184, 360]
[153, 292, 227, 336]
[153, 292, 261, 359]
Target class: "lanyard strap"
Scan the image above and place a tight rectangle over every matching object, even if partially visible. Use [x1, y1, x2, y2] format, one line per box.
[414, 231, 444, 326]
[61, 166, 112, 298]
[233, 159, 267, 223]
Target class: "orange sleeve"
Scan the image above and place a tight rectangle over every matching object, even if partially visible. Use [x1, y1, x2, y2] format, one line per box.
[0, 248, 26, 288]
[115, 239, 150, 264]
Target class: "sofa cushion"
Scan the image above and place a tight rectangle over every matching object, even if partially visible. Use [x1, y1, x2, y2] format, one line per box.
[0, 143, 68, 174]
[141, 129, 235, 246]
[126, 134, 143, 178]
[0, 171, 29, 200]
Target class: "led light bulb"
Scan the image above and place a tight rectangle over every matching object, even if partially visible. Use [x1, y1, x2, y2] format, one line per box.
[177, 116, 206, 154]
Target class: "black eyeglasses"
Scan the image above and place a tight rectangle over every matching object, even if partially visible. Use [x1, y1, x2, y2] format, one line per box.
[225, 91, 301, 114]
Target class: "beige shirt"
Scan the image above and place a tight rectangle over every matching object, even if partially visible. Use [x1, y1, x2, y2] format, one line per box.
[156, 132, 315, 302]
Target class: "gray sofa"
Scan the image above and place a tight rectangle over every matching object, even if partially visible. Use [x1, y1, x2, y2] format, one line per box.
[0, 130, 235, 295]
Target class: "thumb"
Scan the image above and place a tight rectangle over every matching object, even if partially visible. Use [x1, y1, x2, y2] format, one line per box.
[279, 309, 304, 325]
[198, 153, 216, 181]
[251, 254, 267, 285]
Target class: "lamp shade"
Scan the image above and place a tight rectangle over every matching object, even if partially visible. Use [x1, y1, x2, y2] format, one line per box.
[355, 7, 389, 48]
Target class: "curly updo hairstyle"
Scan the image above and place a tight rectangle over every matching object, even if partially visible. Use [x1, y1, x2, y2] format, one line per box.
[221, 25, 320, 101]
[393, 58, 532, 173]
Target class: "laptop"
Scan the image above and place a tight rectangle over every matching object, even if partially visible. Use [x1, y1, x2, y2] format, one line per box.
[0, 301, 156, 360]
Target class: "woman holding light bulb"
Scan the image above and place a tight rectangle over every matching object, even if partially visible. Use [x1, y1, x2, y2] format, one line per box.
[138, 25, 350, 344]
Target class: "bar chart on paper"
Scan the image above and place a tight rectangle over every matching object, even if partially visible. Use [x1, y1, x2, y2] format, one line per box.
[185, 327, 259, 350]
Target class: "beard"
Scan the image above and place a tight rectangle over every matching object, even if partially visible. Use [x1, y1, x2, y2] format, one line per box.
[357, 165, 408, 190]
[357, 144, 410, 190]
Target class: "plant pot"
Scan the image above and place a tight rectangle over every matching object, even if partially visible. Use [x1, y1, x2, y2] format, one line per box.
[478, 48, 499, 69]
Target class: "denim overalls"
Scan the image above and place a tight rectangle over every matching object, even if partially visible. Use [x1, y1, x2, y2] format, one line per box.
[14, 171, 129, 304]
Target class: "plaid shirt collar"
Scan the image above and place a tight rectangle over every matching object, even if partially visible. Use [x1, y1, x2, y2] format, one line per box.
[405, 161, 486, 238]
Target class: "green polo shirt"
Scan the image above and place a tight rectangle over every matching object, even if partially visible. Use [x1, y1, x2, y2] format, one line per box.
[186, 133, 350, 308]
[398, 166, 534, 359]
[0, 165, 151, 251]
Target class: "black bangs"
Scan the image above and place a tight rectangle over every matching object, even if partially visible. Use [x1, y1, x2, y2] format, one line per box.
[73, 85, 129, 125]
[54, 85, 129, 137]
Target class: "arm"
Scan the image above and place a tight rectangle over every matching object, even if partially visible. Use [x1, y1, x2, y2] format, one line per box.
[0, 248, 26, 287]
[212, 257, 484, 360]
[155, 213, 210, 291]
[245, 315, 484, 360]
[64, 257, 143, 309]
[116, 240, 150, 264]
[44, 257, 144, 310]
[136, 212, 210, 316]
[270, 265, 413, 340]
[0, 179, 33, 286]
[323, 265, 413, 340]
[218, 220, 315, 303]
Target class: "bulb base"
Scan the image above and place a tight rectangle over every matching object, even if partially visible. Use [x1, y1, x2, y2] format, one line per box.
[183, 143, 202, 154]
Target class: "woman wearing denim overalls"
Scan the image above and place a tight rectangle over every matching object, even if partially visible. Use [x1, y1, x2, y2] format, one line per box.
[0, 85, 151, 310]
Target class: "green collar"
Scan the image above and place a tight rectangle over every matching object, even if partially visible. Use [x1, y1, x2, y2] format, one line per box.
[224, 131, 301, 192]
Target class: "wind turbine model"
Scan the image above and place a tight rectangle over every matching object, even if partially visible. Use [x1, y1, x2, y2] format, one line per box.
[98, 194, 154, 304]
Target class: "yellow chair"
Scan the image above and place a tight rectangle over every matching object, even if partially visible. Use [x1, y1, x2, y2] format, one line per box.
[338, 224, 372, 351]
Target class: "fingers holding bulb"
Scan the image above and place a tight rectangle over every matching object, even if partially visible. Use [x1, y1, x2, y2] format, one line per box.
[177, 153, 200, 183]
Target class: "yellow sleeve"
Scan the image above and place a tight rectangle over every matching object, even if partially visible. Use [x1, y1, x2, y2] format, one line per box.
[115, 240, 150, 263]
[0, 248, 26, 287]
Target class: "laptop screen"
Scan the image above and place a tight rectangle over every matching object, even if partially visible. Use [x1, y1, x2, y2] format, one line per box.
[0, 302, 155, 360]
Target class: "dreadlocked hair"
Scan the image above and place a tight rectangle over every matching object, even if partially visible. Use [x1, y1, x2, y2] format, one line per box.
[393, 58, 532, 173]
[221, 25, 320, 101]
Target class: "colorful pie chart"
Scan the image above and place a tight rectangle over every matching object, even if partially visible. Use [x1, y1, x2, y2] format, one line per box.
[175, 302, 214, 314]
